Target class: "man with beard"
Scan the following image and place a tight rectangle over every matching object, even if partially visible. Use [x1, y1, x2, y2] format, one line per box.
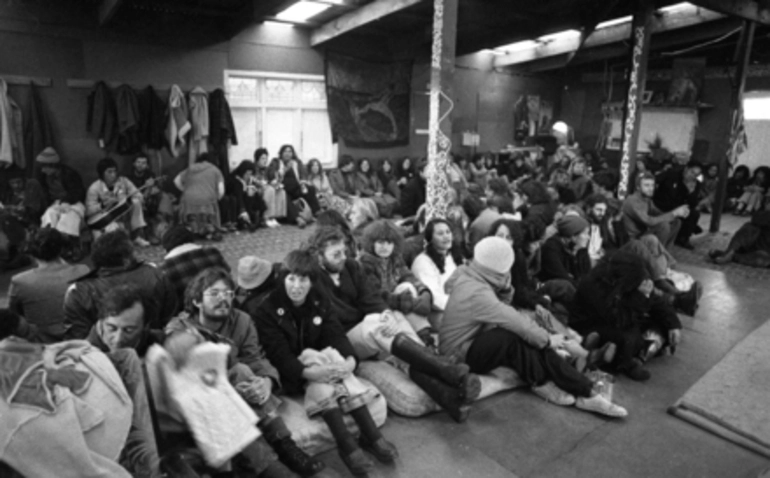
[583, 194, 629, 264]
[653, 160, 703, 250]
[308, 226, 481, 423]
[621, 172, 690, 249]
[165, 268, 324, 477]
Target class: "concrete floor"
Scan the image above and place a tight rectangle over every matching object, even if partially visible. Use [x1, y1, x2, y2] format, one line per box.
[1, 216, 769, 477]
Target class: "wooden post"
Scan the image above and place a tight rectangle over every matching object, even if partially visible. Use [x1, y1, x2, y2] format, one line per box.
[710, 20, 755, 233]
[617, 0, 654, 200]
[425, 0, 457, 220]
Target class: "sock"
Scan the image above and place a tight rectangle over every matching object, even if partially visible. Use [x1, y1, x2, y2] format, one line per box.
[349, 405, 383, 443]
[322, 408, 357, 455]
[259, 414, 290, 443]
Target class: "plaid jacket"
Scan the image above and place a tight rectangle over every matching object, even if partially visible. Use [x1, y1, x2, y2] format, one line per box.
[159, 246, 230, 310]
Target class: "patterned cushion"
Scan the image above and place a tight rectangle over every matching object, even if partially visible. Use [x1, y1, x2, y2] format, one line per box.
[356, 360, 525, 418]
[278, 377, 387, 456]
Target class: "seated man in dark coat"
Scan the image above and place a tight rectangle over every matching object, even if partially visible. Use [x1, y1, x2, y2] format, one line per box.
[63, 229, 177, 340]
[710, 210, 770, 268]
[653, 160, 703, 249]
[538, 214, 592, 289]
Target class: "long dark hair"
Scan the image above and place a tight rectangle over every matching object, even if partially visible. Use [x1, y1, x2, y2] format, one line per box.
[278, 144, 298, 161]
[306, 158, 324, 178]
[752, 166, 770, 188]
[732, 165, 750, 181]
[357, 157, 373, 177]
[424, 218, 463, 273]
[232, 160, 255, 179]
[396, 156, 414, 179]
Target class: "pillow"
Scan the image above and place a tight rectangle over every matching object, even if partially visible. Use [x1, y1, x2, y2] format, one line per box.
[279, 377, 387, 457]
[356, 360, 525, 418]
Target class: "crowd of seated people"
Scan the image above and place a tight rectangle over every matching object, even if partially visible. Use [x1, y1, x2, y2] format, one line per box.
[1, 144, 723, 477]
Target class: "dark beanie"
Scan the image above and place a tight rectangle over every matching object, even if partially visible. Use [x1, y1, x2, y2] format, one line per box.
[556, 214, 589, 237]
[162, 225, 197, 252]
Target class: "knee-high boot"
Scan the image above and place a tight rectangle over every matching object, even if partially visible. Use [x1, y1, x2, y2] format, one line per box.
[408, 368, 472, 423]
[390, 333, 481, 403]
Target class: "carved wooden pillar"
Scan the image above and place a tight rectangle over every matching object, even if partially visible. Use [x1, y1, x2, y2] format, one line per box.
[425, 0, 458, 220]
[617, 0, 654, 199]
[711, 20, 755, 232]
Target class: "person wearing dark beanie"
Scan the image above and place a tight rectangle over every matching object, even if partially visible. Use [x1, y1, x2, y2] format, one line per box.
[538, 213, 592, 290]
[157, 225, 230, 312]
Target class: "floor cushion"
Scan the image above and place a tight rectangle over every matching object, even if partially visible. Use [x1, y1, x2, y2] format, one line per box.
[278, 377, 387, 456]
[356, 360, 525, 418]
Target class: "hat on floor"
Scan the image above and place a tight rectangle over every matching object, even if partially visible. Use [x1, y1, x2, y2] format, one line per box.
[474, 237, 514, 274]
[35, 147, 60, 164]
[162, 225, 197, 252]
[237, 256, 272, 290]
[556, 215, 589, 238]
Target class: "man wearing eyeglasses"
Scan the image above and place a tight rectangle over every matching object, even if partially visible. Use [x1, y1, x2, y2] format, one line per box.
[164, 267, 325, 477]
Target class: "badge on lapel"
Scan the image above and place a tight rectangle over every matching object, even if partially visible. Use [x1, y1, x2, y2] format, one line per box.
[277, 308, 285, 316]
[313, 316, 322, 326]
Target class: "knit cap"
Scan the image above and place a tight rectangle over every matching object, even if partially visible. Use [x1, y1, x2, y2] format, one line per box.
[35, 147, 60, 164]
[473, 237, 514, 274]
[556, 215, 589, 237]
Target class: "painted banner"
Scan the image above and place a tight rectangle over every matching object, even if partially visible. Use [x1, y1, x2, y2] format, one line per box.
[325, 52, 412, 148]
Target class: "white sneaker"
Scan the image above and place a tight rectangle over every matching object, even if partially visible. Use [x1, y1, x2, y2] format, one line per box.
[575, 394, 628, 418]
[531, 382, 576, 406]
[266, 219, 279, 228]
[133, 237, 151, 247]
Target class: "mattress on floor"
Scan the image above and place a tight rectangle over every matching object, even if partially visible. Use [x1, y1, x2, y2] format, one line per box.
[669, 318, 770, 458]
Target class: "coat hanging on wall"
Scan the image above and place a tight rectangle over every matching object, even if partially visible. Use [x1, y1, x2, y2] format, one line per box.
[114, 84, 141, 154]
[0, 79, 26, 168]
[208, 88, 236, 176]
[137, 85, 166, 151]
[87, 81, 118, 151]
[166, 84, 191, 158]
[24, 82, 54, 170]
[187, 86, 209, 164]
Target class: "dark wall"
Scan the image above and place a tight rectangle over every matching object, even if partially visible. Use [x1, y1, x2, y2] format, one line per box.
[1, 1, 561, 185]
[562, 69, 770, 166]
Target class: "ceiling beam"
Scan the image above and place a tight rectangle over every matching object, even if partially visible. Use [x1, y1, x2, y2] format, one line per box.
[99, 0, 124, 26]
[493, 4, 726, 68]
[311, 0, 424, 46]
[689, 0, 770, 24]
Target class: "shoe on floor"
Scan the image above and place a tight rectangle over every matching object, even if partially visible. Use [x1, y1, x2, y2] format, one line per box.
[621, 358, 651, 382]
[582, 331, 600, 350]
[359, 436, 398, 463]
[532, 382, 576, 406]
[586, 342, 617, 370]
[339, 448, 374, 476]
[266, 218, 280, 228]
[297, 218, 307, 229]
[272, 436, 325, 476]
[133, 237, 151, 247]
[575, 394, 628, 418]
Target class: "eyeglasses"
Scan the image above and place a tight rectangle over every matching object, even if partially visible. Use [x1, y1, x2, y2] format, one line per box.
[203, 290, 235, 300]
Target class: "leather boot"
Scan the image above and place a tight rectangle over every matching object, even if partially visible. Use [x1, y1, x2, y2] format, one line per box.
[391, 333, 481, 403]
[409, 368, 471, 423]
[270, 436, 325, 477]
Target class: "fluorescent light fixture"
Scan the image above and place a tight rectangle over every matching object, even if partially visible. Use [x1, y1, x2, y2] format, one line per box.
[482, 49, 506, 56]
[494, 39, 538, 54]
[596, 15, 632, 29]
[276, 1, 330, 22]
[263, 20, 295, 28]
[539, 29, 580, 43]
[659, 2, 694, 14]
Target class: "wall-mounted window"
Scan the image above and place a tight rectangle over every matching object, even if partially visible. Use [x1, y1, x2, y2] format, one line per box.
[743, 95, 770, 120]
[224, 70, 336, 171]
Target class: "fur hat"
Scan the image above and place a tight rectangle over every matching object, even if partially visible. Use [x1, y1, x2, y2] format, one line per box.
[556, 215, 589, 237]
[474, 237, 514, 274]
[35, 147, 60, 164]
[237, 256, 272, 290]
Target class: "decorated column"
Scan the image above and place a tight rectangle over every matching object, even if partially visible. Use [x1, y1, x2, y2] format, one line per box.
[710, 20, 755, 232]
[617, 0, 654, 199]
[425, 0, 458, 220]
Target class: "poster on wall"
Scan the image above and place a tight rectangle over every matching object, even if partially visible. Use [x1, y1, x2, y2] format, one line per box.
[325, 52, 412, 148]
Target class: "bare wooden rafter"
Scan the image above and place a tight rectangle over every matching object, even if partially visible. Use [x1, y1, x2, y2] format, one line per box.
[310, 0, 424, 46]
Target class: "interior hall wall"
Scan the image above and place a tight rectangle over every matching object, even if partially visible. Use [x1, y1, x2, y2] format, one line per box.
[562, 71, 770, 168]
[0, 2, 562, 183]
[0, 2, 324, 186]
[339, 51, 564, 163]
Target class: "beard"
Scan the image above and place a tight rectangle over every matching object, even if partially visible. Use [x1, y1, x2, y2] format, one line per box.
[202, 303, 231, 322]
[322, 258, 345, 274]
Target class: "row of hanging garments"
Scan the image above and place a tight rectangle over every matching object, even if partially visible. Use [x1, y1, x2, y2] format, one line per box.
[85, 81, 237, 173]
[0, 79, 55, 171]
